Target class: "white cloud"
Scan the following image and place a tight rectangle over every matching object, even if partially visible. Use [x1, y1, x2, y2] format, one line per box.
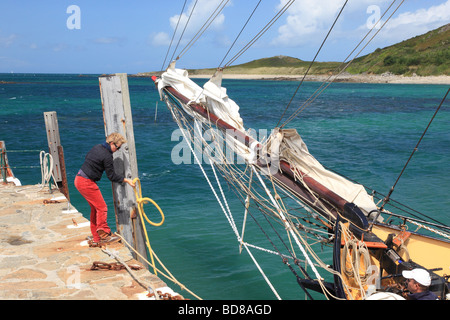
[0, 32, 17, 48]
[272, 0, 351, 47]
[170, 0, 227, 33]
[93, 37, 123, 45]
[151, 31, 171, 46]
[378, 0, 450, 41]
[52, 43, 69, 52]
[272, 0, 450, 47]
[151, 0, 229, 47]
[386, 0, 450, 29]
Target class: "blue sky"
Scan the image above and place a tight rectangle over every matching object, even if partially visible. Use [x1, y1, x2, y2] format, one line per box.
[0, 0, 449, 74]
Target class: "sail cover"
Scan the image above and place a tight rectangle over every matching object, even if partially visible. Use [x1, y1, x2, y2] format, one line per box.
[264, 128, 378, 215]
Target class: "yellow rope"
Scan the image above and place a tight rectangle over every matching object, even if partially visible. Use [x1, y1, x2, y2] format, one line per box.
[132, 177, 165, 275]
[115, 233, 203, 300]
[133, 177, 165, 226]
[122, 178, 202, 300]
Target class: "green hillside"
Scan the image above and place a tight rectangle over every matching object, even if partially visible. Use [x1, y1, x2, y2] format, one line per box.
[347, 23, 449, 76]
[187, 23, 449, 77]
[188, 55, 341, 76]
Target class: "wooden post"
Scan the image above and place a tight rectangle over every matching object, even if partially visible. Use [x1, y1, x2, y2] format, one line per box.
[0, 141, 13, 183]
[57, 145, 70, 202]
[44, 112, 63, 183]
[99, 73, 149, 264]
[44, 112, 70, 199]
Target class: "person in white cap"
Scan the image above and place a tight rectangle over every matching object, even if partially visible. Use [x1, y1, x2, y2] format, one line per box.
[402, 268, 438, 300]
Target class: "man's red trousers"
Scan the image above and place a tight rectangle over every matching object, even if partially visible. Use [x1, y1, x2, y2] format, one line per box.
[74, 175, 111, 242]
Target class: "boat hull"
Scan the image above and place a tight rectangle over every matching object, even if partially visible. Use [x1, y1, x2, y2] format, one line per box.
[372, 224, 450, 278]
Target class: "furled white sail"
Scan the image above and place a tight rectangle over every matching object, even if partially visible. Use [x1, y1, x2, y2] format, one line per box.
[157, 62, 244, 131]
[264, 128, 378, 216]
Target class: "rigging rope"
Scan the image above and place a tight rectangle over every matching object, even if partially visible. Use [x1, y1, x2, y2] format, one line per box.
[160, 0, 188, 72]
[252, 166, 322, 280]
[279, 0, 405, 128]
[166, 96, 283, 299]
[276, 0, 349, 128]
[176, 0, 230, 62]
[223, 0, 295, 68]
[380, 86, 449, 210]
[218, 0, 262, 68]
[161, 87, 361, 299]
[169, 0, 198, 64]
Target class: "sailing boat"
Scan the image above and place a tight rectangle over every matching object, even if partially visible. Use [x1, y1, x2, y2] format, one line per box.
[151, 1, 450, 300]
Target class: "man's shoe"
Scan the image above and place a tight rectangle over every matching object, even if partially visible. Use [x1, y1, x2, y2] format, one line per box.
[98, 230, 120, 244]
[88, 240, 101, 248]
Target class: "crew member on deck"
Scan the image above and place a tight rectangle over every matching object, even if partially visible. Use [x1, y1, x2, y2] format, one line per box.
[74, 132, 135, 247]
[402, 268, 439, 300]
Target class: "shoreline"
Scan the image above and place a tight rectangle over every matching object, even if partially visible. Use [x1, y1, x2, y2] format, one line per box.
[187, 73, 450, 85]
[2, 74, 448, 85]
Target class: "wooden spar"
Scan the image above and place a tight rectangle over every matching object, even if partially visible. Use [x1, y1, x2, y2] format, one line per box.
[278, 161, 347, 210]
[154, 77, 347, 217]
[99, 73, 149, 264]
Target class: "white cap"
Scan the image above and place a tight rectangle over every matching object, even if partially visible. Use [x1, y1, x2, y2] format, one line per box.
[402, 268, 431, 286]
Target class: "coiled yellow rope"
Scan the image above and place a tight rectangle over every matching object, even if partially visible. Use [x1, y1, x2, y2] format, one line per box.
[112, 178, 201, 299]
[132, 177, 165, 275]
[133, 177, 165, 227]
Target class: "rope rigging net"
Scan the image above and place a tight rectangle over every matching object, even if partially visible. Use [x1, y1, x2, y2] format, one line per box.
[160, 87, 358, 299]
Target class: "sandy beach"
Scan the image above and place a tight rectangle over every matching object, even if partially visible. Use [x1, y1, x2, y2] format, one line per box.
[188, 73, 450, 85]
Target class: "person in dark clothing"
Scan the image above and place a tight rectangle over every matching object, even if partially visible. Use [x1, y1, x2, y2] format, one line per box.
[75, 132, 135, 246]
[402, 268, 439, 300]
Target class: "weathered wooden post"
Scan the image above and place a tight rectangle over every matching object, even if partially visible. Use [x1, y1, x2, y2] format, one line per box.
[44, 111, 70, 200]
[99, 73, 149, 264]
[0, 141, 15, 183]
[44, 112, 63, 188]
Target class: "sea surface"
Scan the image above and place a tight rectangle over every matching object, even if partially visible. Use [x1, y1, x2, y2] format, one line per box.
[1, 73, 449, 300]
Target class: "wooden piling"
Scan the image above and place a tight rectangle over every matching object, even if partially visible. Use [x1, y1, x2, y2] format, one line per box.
[99, 73, 149, 264]
[43, 112, 70, 199]
[0, 141, 15, 183]
[43, 111, 63, 183]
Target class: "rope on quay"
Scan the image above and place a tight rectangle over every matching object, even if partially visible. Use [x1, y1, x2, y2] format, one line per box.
[115, 232, 202, 300]
[39, 151, 58, 191]
[101, 247, 161, 301]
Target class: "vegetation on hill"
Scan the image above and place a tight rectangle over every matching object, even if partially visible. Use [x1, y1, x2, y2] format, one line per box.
[187, 23, 449, 77]
[347, 23, 449, 76]
[188, 55, 341, 76]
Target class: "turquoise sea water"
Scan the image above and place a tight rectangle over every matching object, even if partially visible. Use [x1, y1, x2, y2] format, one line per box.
[1, 73, 449, 300]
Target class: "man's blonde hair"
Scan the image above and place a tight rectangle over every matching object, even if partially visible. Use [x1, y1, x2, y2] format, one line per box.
[106, 132, 127, 145]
